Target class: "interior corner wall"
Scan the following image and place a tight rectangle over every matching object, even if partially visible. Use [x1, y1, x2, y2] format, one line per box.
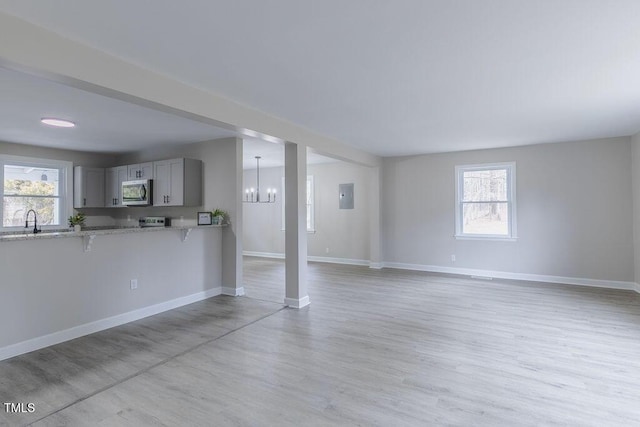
[381, 137, 634, 282]
[243, 161, 371, 262]
[631, 132, 640, 284]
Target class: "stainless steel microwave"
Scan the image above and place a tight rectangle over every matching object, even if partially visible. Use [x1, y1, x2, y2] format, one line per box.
[122, 179, 153, 206]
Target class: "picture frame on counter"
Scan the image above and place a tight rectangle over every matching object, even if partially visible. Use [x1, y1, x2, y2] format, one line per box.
[197, 211, 212, 225]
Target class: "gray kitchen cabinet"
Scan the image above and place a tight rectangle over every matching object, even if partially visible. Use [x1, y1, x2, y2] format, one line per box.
[105, 166, 128, 207]
[74, 166, 105, 208]
[153, 158, 202, 207]
[127, 162, 153, 180]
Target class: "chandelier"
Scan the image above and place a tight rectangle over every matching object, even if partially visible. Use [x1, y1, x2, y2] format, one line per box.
[244, 156, 276, 203]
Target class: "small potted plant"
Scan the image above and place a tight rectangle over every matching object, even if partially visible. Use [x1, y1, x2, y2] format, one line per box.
[211, 208, 227, 225]
[68, 212, 86, 232]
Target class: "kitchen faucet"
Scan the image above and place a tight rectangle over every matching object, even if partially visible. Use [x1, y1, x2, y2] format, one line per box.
[25, 209, 41, 234]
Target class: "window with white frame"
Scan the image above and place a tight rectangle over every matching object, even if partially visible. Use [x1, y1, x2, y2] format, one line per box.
[455, 162, 516, 239]
[1, 155, 72, 230]
[281, 175, 315, 232]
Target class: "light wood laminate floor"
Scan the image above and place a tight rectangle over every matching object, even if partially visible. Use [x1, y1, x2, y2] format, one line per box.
[2, 257, 640, 426]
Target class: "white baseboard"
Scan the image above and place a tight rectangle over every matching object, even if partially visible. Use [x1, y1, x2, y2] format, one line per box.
[307, 256, 370, 266]
[222, 286, 245, 296]
[242, 252, 638, 293]
[243, 251, 371, 267]
[284, 296, 310, 309]
[382, 262, 637, 291]
[243, 251, 285, 259]
[0, 287, 222, 362]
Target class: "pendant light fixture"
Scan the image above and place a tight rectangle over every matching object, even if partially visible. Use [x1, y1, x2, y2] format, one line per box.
[244, 156, 276, 203]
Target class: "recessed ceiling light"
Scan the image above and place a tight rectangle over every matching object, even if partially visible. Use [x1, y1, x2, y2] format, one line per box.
[41, 118, 75, 128]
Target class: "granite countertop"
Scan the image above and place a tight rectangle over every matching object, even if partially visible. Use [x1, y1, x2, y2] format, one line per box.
[0, 224, 225, 242]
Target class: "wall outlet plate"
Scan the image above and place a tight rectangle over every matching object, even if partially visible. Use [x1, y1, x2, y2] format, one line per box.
[130, 279, 138, 290]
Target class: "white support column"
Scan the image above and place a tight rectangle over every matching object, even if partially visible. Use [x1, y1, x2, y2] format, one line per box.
[222, 138, 244, 296]
[284, 142, 310, 308]
[369, 165, 383, 269]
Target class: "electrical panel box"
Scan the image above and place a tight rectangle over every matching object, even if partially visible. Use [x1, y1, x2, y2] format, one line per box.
[339, 183, 354, 209]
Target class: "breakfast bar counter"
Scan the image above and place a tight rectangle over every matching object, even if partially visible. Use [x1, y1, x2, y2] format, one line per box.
[0, 224, 226, 243]
[0, 224, 225, 360]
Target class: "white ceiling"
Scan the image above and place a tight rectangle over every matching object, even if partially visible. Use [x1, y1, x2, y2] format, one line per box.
[2, 1, 640, 156]
[242, 139, 284, 170]
[0, 67, 235, 153]
[0, 65, 337, 168]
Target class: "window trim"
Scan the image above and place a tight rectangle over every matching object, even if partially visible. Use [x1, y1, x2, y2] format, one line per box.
[281, 175, 315, 233]
[454, 162, 517, 241]
[306, 175, 315, 233]
[1, 154, 73, 231]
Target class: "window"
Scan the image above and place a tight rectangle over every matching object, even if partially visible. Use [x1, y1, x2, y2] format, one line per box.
[455, 162, 516, 240]
[281, 175, 315, 232]
[1, 155, 72, 230]
[306, 175, 315, 232]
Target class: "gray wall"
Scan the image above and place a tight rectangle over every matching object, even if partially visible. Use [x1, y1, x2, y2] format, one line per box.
[115, 138, 240, 222]
[632, 132, 640, 283]
[116, 137, 243, 288]
[382, 137, 634, 282]
[0, 228, 222, 353]
[243, 161, 372, 261]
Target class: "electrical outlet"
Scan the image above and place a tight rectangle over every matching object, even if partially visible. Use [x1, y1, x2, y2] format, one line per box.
[130, 279, 138, 290]
[451, 255, 456, 262]
[326, 247, 330, 254]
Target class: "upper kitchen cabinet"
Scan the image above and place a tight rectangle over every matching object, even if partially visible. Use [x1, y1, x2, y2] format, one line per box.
[105, 166, 128, 207]
[74, 166, 105, 208]
[127, 162, 153, 180]
[153, 158, 202, 207]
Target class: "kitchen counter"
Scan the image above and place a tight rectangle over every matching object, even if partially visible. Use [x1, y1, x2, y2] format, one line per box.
[0, 225, 225, 249]
[0, 221, 225, 360]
